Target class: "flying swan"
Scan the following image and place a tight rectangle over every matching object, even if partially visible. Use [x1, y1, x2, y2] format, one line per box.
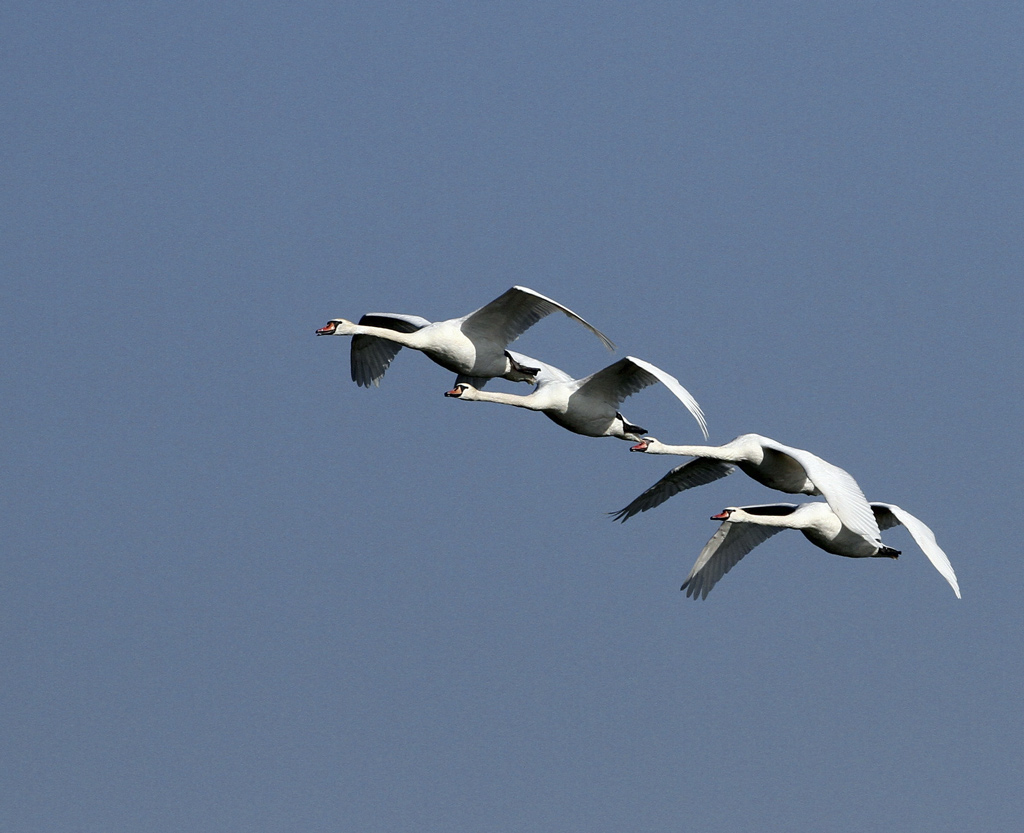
[315, 286, 615, 388]
[444, 352, 708, 441]
[680, 502, 961, 600]
[611, 434, 881, 547]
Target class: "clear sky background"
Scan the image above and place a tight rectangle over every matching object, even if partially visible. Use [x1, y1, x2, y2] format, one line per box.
[5, 2, 1023, 831]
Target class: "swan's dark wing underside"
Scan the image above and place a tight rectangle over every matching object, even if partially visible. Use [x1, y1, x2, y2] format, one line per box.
[871, 503, 903, 533]
[610, 458, 736, 522]
[736, 503, 802, 517]
[351, 313, 429, 387]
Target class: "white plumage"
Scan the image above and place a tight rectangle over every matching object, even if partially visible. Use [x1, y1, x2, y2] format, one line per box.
[681, 502, 960, 600]
[444, 353, 708, 441]
[614, 434, 881, 548]
[316, 285, 614, 388]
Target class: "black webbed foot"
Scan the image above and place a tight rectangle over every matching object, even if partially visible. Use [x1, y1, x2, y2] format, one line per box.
[618, 413, 647, 436]
[505, 350, 540, 376]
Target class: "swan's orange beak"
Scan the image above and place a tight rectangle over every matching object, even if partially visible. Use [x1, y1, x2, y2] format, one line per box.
[444, 387, 462, 397]
[316, 322, 337, 335]
[711, 511, 730, 520]
[630, 440, 648, 452]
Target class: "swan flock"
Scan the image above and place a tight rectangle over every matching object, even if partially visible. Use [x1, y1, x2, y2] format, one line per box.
[317, 286, 960, 601]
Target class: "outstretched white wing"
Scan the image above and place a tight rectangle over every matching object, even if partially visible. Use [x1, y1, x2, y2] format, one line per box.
[575, 356, 708, 439]
[760, 437, 880, 547]
[872, 503, 961, 598]
[460, 286, 615, 352]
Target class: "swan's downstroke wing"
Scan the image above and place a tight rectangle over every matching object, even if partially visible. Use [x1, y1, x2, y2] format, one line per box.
[610, 458, 736, 522]
[759, 437, 880, 546]
[459, 286, 615, 352]
[576, 356, 708, 439]
[350, 313, 430, 387]
[871, 503, 961, 598]
[682, 508, 793, 599]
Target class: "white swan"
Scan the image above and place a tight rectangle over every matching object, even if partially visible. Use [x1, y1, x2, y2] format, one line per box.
[612, 434, 881, 547]
[444, 352, 708, 441]
[680, 502, 961, 599]
[315, 286, 615, 388]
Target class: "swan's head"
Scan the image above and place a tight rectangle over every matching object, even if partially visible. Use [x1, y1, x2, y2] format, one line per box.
[444, 383, 477, 399]
[630, 436, 658, 452]
[316, 318, 354, 336]
[711, 508, 736, 521]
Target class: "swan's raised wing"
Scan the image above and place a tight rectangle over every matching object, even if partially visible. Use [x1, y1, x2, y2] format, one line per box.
[459, 286, 615, 352]
[610, 458, 736, 522]
[872, 503, 961, 598]
[575, 356, 708, 439]
[682, 506, 796, 599]
[759, 437, 881, 546]
[351, 313, 430, 387]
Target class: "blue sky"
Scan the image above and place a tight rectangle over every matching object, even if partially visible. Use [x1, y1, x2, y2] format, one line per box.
[5, 2, 1023, 830]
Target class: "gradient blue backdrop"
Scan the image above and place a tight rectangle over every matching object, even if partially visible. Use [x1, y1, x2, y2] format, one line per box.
[5, 2, 1022, 830]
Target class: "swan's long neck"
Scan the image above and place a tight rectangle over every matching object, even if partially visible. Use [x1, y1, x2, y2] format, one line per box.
[731, 504, 834, 536]
[646, 441, 737, 461]
[730, 509, 803, 530]
[460, 388, 544, 412]
[346, 324, 423, 348]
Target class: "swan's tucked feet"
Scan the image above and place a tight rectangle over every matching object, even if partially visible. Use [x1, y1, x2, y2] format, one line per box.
[879, 546, 901, 559]
[618, 414, 647, 436]
[504, 351, 540, 383]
